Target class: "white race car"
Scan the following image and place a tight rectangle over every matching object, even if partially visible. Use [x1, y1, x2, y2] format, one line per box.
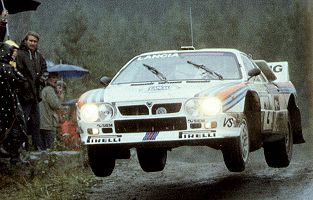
[76, 48, 304, 177]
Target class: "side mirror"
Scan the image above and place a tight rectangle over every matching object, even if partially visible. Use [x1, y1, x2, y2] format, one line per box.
[247, 68, 261, 80]
[254, 60, 277, 82]
[100, 76, 112, 87]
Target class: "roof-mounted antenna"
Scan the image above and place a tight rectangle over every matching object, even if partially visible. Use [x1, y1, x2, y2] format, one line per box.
[189, 7, 194, 47]
[181, 6, 195, 50]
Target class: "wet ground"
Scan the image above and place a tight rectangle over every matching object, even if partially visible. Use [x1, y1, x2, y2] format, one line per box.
[87, 128, 313, 200]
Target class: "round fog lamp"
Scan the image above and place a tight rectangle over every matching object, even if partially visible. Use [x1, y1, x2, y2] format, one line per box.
[99, 104, 114, 121]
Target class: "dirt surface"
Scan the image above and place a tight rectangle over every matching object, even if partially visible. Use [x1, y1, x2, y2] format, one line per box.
[87, 128, 313, 200]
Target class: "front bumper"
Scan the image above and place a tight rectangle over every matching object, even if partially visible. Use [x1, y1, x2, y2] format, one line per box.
[77, 113, 243, 148]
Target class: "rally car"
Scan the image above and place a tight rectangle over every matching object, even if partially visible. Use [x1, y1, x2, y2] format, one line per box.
[76, 48, 304, 177]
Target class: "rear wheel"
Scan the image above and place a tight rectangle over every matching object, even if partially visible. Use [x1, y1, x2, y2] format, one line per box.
[87, 145, 116, 177]
[264, 118, 293, 168]
[222, 118, 249, 172]
[137, 148, 167, 172]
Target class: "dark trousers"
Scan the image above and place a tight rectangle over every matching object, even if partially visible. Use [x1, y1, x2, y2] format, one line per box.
[40, 129, 56, 150]
[22, 102, 42, 151]
[3, 125, 25, 163]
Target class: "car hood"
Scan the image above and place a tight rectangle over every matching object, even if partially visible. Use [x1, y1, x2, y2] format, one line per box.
[78, 80, 247, 104]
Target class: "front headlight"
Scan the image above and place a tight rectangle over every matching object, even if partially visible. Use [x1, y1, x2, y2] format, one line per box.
[199, 97, 222, 115]
[185, 97, 222, 116]
[80, 104, 99, 122]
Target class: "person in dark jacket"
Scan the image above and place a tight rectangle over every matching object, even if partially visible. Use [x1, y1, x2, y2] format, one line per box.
[0, 10, 8, 41]
[0, 42, 28, 163]
[16, 31, 48, 151]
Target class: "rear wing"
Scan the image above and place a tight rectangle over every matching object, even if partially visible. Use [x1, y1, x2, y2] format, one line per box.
[267, 61, 289, 82]
[255, 60, 289, 82]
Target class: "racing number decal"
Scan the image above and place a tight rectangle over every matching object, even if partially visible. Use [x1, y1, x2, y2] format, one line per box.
[274, 96, 280, 110]
[263, 110, 274, 131]
[267, 112, 270, 124]
[223, 118, 234, 127]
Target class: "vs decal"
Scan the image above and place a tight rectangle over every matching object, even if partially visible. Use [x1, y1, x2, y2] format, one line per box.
[223, 118, 234, 127]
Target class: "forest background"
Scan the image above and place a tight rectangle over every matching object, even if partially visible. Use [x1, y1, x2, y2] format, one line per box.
[8, 0, 312, 126]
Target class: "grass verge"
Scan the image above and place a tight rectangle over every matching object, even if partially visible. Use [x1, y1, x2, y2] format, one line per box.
[0, 147, 100, 200]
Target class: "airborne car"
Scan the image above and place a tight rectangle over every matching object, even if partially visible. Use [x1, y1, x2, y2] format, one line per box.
[77, 48, 304, 177]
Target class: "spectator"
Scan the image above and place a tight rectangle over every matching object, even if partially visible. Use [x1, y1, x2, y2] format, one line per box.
[5, 39, 19, 67]
[0, 42, 27, 163]
[0, 10, 8, 41]
[56, 81, 80, 150]
[56, 80, 67, 101]
[16, 31, 48, 151]
[39, 73, 63, 150]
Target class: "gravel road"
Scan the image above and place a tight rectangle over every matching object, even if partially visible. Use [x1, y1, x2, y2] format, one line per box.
[87, 127, 313, 200]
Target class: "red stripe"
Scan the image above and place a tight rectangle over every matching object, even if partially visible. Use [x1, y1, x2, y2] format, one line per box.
[216, 83, 247, 100]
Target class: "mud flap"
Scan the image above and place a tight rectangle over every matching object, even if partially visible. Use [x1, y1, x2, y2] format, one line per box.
[290, 105, 305, 144]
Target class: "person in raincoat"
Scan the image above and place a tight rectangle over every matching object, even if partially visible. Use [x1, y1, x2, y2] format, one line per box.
[0, 10, 8, 41]
[5, 39, 19, 67]
[39, 73, 64, 150]
[0, 42, 27, 163]
[16, 31, 48, 151]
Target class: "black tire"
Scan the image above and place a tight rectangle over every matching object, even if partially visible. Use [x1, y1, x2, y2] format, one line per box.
[222, 118, 249, 172]
[87, 145, 116, 177]
[137, 148, 167, 172]
[264, 119, 293, 168]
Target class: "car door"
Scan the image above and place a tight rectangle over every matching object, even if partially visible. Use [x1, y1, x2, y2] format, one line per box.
[241, 55, 274, 132]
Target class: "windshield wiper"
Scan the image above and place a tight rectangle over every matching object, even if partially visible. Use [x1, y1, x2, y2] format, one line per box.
[143, 63, 167, 81]
[187, 60, 224, 80]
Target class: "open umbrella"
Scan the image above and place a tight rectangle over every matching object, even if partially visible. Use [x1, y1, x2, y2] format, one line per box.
[48, 64, 90, 78]
[46, 60, 55, 68]
[1, 0, 41, 14]
[1, 0, 41, 39]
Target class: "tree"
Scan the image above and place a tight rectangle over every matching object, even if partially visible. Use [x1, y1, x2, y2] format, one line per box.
[53, 5, 98, 98]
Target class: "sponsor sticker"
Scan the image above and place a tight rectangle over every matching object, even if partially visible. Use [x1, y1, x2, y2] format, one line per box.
[143, 132, 159, 141]
[179, 131, 216, 139]
[147, 85, 171, 91]
[87, 135, 121, 143]
[223, 118, 234, 127]
[96, 123, 113, 128]
[137, 53, 179, 60]
[188, 119, 205, 123]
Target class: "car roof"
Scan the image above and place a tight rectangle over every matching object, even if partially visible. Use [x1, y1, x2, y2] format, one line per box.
[137, 48, 244, 57]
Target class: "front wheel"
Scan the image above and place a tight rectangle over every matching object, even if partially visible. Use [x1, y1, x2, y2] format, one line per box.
[87, 145, 116, 177]
[137, 148, 167, 172]
[222, 119, 250, 172]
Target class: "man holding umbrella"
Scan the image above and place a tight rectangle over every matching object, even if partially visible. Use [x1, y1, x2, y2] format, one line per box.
[0, 0, 41, 39]
[16, 31, 48, 151]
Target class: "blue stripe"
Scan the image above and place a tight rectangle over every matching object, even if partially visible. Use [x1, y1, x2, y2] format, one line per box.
[222, 86, 248, 105]
[143, 132, 159, 141]
[222, 88, 248, 111]
[279, 88, 296, 94]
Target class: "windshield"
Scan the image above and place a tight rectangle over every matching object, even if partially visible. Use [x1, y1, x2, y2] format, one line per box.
[112, 52, 242, 84]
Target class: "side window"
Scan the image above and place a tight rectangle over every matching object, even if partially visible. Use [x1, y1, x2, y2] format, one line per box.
[241, 55, 263, 82]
